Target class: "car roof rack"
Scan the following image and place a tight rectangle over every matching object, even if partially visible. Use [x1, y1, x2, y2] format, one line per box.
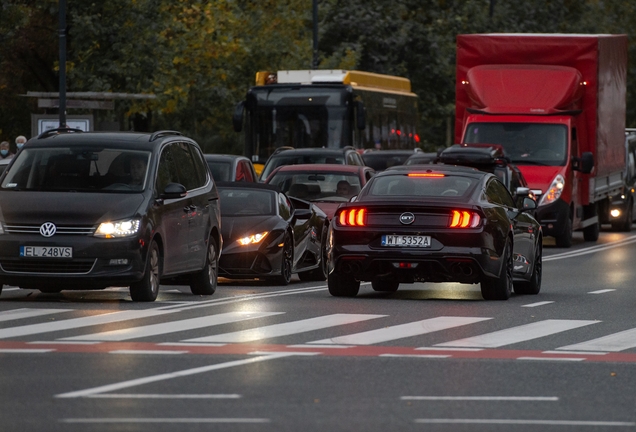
[149, 130, 183, 142]
[37, 127, 84, 139]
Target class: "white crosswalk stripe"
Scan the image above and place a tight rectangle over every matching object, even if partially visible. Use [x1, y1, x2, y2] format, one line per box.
[556, 328, 636, 352]
[0, 310, 177, 339]
[182, 314, 386, 343]
[60, 312, 284, 342]
[0, 308, 71, 323]
[307, 316, 492, 346]
[435, 319, 598, 348]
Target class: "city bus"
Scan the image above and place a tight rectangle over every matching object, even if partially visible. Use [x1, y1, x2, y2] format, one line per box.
[232, 70, 419, 172]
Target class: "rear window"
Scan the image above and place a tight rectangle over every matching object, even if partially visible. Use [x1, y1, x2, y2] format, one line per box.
[362, 153, 410, 171]
[262, 154, 344, 179]
[219, 188, 276, 216]
[207, 161, 232, 182]
[267, 171, 362, 201]
[365, 174, 477, 198]
[1, 147, 151, 192]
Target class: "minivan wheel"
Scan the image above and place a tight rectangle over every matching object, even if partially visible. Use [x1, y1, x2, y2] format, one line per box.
[130, 241, 161, 302]
[190, 237, 218, 295]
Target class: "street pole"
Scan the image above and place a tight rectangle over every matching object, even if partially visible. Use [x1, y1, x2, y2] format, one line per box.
[312, 0, 318, 69]
[59, 0, 67, 127]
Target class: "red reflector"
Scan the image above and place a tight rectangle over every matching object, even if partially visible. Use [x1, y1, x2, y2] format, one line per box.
[399, 262, 412, 268]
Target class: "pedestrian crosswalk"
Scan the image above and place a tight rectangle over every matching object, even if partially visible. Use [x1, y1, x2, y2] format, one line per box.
[0, 307, 635, 354]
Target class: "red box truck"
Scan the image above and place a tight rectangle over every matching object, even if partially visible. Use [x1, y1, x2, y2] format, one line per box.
[455, 34, 627, 247]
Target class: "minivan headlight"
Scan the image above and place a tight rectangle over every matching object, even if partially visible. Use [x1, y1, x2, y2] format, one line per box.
[94, 219, 141, 238]
[538, 174, 565, 207]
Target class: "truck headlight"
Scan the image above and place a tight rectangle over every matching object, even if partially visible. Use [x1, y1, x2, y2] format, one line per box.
[95, 219, 141, 238]
[538, 174, 565, 207]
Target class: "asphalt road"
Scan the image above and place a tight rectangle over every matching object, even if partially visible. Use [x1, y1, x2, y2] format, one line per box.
[1, 228, 636, 431]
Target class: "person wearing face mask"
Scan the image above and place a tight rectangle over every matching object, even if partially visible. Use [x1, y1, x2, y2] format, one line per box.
[0, 141, 13, 159]
[14, 135, 27, 153]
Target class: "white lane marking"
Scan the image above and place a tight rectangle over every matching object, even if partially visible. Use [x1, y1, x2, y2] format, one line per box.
[183, 314, 385, 343]
[588, 289, 616, 294]
[0, 348, 55, 353]
[402, 396, 558, 401]
[55, 353, 300, 398]
[557, 328, 636, 352]
[158, 342, 226, 347]
[85, 394, 240, 399]
[0, 308, 71, 322]
[307, 316, 492, 346]
[416, 347, 483, 352]
[60, 418, 270, 424]
[61, 311, 283, 341]
[109, 350, 188, 355]
[521, 301, 554, 308]
[379, 354, 451, 359]
[28, 341, 101, 345]
[287, 344, 353, 349]
[544, 234, 636, 262]
[435, 320, 598, 348]
[0, 309, 178, 339]
[414, 419, 636, 426]
[517, 357, 585, 362]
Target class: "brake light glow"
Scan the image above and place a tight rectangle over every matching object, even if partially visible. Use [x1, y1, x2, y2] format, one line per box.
[407, 173, 445, 178]
[449, 210, 481, 228]
[338, 208, 367, 226]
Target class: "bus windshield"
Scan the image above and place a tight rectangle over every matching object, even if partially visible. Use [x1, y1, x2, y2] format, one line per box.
[464, 123, 568, 166]
[249, 87, 350, 164]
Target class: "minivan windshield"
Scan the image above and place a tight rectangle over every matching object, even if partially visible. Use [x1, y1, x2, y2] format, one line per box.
[1, 147, 151, 192]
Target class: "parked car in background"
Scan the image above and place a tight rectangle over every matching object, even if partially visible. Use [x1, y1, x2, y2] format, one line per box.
[602, 129, 636, 231]
[404, 151, 439, 165]
[216, 182, 328, 284]
[205, 154, 258, 182]
[259, 147, 365, 181]
[435, 144, 529, 199]
[362, 149, 424, 172]
[0, 129, 222, 302]
[327, 165, 542, 300]
[263, 164, 375, 219]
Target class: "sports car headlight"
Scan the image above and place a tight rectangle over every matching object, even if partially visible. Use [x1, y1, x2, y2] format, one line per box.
[237, 231, 269, 246]
[538, 174, 565, 207]
[94, 219, 141, 238]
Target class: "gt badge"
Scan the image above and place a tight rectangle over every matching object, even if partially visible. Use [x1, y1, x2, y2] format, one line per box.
[399, 212, 415, 225]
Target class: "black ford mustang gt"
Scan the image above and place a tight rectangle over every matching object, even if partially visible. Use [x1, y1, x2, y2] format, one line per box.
[216, 182, 328, 285]
[327, 165, 542, 300]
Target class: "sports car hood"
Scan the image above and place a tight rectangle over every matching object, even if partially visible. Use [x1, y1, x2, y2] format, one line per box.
[221, 215, 280, 242]
[0, 191, 146, 225]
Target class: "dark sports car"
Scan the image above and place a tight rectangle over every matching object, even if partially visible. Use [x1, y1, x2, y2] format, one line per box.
[217, 182, 329, 284]
[327, 165, 542, 300]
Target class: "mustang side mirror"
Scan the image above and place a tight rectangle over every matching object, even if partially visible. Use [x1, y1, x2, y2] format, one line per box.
[520, 196, 537, 212]
[161, 182, 187, 200]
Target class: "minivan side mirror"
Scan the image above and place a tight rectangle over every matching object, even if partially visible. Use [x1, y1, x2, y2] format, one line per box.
[161, 183, 187, 200]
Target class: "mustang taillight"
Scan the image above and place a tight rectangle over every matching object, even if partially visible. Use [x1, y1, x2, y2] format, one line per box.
[338, 208, 367, 226]
[449, 210, 481, 228]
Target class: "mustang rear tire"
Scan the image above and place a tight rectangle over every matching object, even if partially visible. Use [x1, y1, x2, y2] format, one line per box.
[190, 237, 218, 295]
[371, 279, 399, 292]
[480, 238, 513, 300]
[328, 272, 360, 297]
[130, 241, 161, 302]
[514, 239, 542, 295]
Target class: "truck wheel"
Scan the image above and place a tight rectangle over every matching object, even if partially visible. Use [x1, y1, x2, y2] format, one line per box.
[555, 216, 573, 248]
[480, 238, 512, 300]
[328, 272, 360, 297]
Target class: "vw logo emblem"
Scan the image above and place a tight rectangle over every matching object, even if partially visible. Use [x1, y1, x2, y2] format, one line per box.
[40, 222, 57, 237]
[399, 212, 415, 225]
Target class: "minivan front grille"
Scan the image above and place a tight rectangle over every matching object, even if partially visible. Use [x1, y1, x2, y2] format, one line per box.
[1, 259, 96, 274]
[3, 224, 96, 235]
